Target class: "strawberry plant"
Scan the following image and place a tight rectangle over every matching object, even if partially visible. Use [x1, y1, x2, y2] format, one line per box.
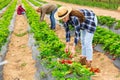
[28, 0, 41, 6]
[93, 26, 120, 57]
[115, 20, 120, 30]
[98, 16, 116, 28]
[57, 0, 120, 10]
[0, 0, 17, 50]
[0, 0, 11, 10]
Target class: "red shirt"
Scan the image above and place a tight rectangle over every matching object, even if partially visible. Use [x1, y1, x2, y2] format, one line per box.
[17, 5, 25, 15]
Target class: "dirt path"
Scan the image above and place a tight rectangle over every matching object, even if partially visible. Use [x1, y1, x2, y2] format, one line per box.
[3, 10, 36, 80]
[43, 0, 120, 20]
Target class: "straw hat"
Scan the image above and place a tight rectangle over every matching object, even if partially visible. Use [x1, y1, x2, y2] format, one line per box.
[54, 6, 72, 20]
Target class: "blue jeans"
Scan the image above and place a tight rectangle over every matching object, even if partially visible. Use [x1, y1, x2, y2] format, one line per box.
[80, 16, 97, 61]
[50, 8, 57, 29]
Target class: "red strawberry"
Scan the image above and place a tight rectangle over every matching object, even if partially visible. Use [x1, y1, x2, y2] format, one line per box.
[65, 49, 68, 53]
[90, 67, 100, 73]
[60, 60, 66, 64]
[66, 60, 72, 64]
[95, 68, 100, 73]
[112, 57, 116, 61]
[69, 54, 73, 58]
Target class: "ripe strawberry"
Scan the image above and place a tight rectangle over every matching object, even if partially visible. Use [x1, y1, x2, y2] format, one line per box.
[69, 54, 73, 58]
[66, 60, 72, 64]
[95, 68, 100, 73]
[65, 49, 68, 53]
[60, 60, 66, 64]
[112, 57, 116, 61]
[90, 67, 100, 73]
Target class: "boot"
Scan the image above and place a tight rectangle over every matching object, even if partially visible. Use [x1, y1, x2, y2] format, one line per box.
[79, 56, 87, 65]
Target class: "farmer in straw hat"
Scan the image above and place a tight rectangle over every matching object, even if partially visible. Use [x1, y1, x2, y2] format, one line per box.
[36, 3, 57, 30]
[54, 6, 97, 67]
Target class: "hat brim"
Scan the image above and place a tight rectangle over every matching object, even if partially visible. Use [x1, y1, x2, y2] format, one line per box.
[54, 7, 72, 20]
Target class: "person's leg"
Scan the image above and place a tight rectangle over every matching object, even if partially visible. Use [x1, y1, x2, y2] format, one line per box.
[85, 32, 94, 61]
[50, 9, 57, 29]
[84, 31, 94, 67]
[79, 30, 87, 65]
[80, 30, 86, 56]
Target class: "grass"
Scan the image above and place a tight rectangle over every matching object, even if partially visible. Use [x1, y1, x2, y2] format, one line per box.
[14, 31, 28, 37]
[21, 62, 27, 67]
[57, 0, 120, 10]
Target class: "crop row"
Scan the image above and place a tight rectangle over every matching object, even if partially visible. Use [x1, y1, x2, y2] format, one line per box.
[98, 16, 120, 29]
[56, 0, 119, 10]
[23, 0, 93, 80]
[0, 0, 17, 50]
[35, 0, 47, 3]
[0, 0, 11, 10]
[28, 0, 41, 6]
[93, 26, 120, 57]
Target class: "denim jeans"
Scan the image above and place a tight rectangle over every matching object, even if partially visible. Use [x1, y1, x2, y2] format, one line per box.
[80, 16, 98, 61]
[50, 8, 57, 29]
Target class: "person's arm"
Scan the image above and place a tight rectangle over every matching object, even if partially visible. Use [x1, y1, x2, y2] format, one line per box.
[64, 22, 70, 52]
[40, 9, 45, 22]
[71, 16, 81, 54]
[72, 16, 81, 46]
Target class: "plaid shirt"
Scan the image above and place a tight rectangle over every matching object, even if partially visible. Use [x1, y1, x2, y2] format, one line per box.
[64, 9, 97, 45]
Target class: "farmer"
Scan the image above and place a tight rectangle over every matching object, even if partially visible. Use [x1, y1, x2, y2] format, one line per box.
[36, 3, 57, 30]
[54, 6, 97, 67]
[17, 5, 25, 15]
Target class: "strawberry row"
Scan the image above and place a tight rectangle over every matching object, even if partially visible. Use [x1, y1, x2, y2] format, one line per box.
[0, 0, 11, 10]
[0, 0, 17, 50]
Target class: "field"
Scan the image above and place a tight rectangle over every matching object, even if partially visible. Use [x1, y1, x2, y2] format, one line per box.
[0, 0, 120, 80]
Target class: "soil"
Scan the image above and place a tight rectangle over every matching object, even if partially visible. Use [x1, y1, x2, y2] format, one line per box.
[3, 3, 36, 80]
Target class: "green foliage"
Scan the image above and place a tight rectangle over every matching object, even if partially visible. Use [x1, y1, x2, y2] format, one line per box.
[57, 0, 119, 10]
[14, 31, 28, 37]
[98, 16, 116, 27]
[40, 71, 47, 78]
[115, 20, 120, 30]
[93, 26, 120, 57]
[0, 0, 11, 10]
[0, 0, 17, 50]
[28, 0, 41, 6]
[37, 0, 47, 4]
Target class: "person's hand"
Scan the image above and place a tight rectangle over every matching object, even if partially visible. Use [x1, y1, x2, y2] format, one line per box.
[36, 7, 41, 12]
[71, 46, 75, 55]
[69, 46, 76, 58]
[64, 42, 69, 53]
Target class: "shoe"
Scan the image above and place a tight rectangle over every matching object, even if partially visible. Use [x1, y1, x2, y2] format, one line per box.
[79, 56, 86, 65]
[50, 26, 55, 30]
[86, 60, 92, 68]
